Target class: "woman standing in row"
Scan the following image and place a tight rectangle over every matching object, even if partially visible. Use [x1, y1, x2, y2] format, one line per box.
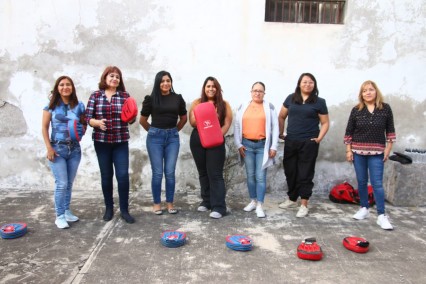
[42, 76, 86, 229]
[234, 82, 279, 218]
[344, 80, 395, 230]
[85, 66, 135, 224]
[140, 71, 187, 215]
[189, 76, 232, 219]
[278, 73, 329, 217]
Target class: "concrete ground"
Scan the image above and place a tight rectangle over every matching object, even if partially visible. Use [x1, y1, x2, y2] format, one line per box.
[1, 187, 425, 284]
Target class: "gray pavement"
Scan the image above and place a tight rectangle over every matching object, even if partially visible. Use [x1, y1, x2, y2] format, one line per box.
[1, 187, 425, 284]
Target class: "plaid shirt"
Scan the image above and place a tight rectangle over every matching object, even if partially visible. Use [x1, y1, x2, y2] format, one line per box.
[85, 90, 130, 143]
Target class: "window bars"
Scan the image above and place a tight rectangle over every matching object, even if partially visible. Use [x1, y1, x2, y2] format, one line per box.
[265, 0, 346, 24]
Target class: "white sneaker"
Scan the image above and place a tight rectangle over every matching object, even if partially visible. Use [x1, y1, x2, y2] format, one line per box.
[197, 206, 208, 212]
[256, 204, 266, 218]
[377, 214, 393, 230]
[353, 207, 370, 220]
[209, 211, 223, 219]
[296, 205, 309, 218]
[65, 210, 79, 222]
[244, 200, 257, 212]
[279, 198, 298, 209]
[55, 214, 70, 229]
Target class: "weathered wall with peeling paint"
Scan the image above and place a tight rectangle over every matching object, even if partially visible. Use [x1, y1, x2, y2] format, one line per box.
[0, 0, 425, 195]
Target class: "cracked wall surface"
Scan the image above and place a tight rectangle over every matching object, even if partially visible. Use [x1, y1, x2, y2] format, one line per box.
[0, 0, 425, 194]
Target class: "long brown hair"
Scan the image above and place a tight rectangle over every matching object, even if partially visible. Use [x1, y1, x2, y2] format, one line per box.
[200, 76, 226, 126]
[48, 76, 78, 110]
[356, 80, 384, 110]
[98, 66, 126, 91]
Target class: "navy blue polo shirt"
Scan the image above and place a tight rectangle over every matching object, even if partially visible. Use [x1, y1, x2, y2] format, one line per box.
[283, 94, 328, 141]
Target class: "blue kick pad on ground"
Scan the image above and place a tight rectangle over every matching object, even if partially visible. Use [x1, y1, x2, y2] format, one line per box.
[161, 231, 187, 248]
[1, 223, 28, 239]
[226, 235, 253, 251]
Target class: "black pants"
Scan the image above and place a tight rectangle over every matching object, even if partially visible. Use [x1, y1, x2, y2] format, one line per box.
[283, 139, 319, 201]
[190, 129, 227, 215]
[94, 141, 130, 213]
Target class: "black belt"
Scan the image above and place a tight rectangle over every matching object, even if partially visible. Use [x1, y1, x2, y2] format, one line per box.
[244, 138, 266, 143]
[51, 140, 77, 146]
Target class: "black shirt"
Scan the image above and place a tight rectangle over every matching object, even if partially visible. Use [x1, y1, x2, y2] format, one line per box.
[283, 94, 328, 141]
[140, 93, 187, 129]
[344, 103, 396, 154]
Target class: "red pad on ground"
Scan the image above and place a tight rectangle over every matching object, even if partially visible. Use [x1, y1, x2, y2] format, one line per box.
[297, 238, 323, 261]
[343, 236, 369, 253]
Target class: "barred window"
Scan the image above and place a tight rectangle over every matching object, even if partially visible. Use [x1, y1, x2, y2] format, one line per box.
[265, 0, 346, 24]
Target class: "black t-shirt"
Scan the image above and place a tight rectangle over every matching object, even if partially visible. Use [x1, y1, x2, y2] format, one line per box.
[140, 93, 187, 129]
[283, 94, 328, 141]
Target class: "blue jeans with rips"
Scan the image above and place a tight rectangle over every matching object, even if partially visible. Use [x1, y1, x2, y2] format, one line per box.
[146, 127, 180, 204]
[242, 138, 267, 203]
[49, 143, 81, 217]
[94, 141, 130, 213]
[353, 153, 386, 215]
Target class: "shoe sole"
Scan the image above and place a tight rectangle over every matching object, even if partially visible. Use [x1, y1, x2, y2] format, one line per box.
[377, 221, 393, 230]
[55, 223, 70, 229]
[278, 203, 298, 209]
[209, 213, 222, 219]
[353, 216, 369, 220]
[296, 211, 308, 218]
[353, 214, 370, 220]
[121, 216, 135, 224]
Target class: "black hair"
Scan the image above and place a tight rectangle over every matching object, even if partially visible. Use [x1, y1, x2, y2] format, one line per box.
[292, 73, 319, 104]
[151, 71, 175, 105]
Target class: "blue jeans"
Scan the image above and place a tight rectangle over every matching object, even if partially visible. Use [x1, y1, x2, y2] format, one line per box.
[49, 143, 81, 217]
[146, 127, 180, 204]
[353, 153, 386, 215]
[242, 138, 267, 203]
[94, 141, 130, 212]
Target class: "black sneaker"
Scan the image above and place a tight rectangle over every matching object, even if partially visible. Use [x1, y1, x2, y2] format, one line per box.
[103, 207, 114, 221]
[121, 212, 135, 224]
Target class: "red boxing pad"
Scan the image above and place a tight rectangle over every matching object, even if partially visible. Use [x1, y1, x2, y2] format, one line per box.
[297, 238, 323, 261]
[343, 236, 369, 253]
[193, 102, 224, 148]
[121, 97, 138, 123]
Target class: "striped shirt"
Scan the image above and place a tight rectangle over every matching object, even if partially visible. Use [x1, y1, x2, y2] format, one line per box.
[85, 90, 130, 143]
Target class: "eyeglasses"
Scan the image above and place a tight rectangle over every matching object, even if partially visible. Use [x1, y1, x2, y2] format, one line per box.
[251, 90, 265, 94]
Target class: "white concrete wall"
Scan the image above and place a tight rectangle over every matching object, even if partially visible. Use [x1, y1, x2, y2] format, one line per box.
[0, 0, 425, 192]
